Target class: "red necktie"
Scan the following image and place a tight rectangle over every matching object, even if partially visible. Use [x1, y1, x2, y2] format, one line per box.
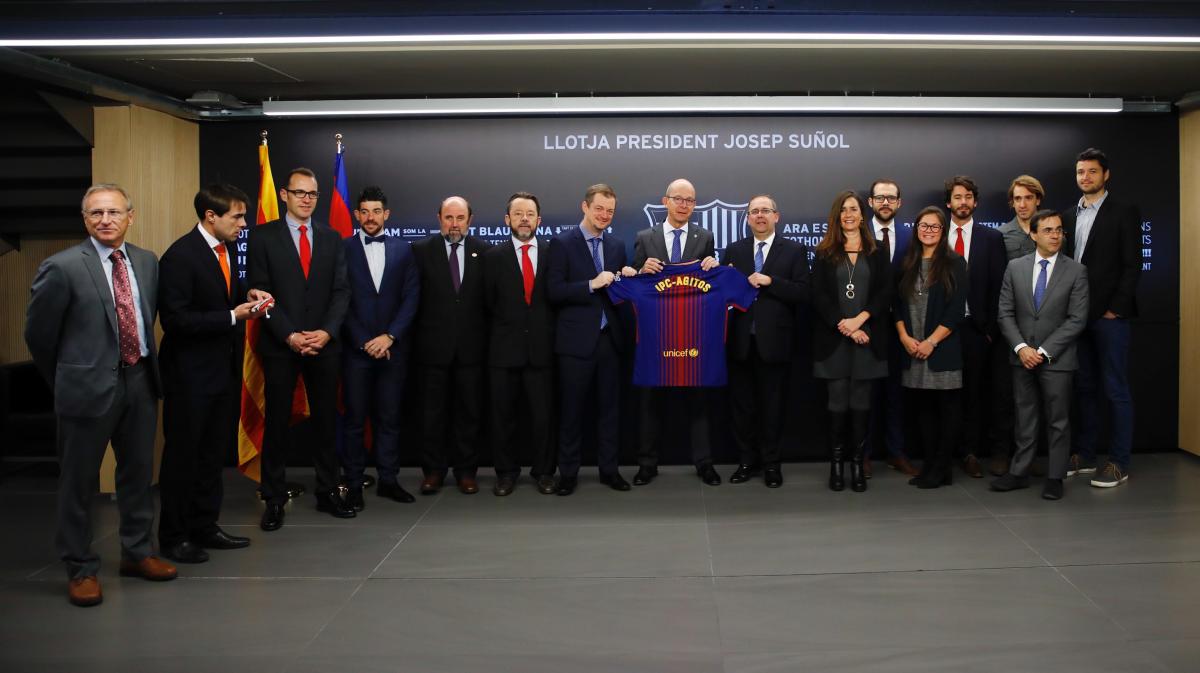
[520, 243, 534, 305]
[214, 243, 231, 295]
[954, 226, 965, 256]
[298, 225, 311, 278]
[109, 249, 141, 366]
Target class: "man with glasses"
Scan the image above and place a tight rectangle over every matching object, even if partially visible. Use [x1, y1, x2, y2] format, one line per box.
[248, 167, 353, 530]
[865, 179, 918, 478]
[630, 178, 721, 486]
[26, 183, 176, 606]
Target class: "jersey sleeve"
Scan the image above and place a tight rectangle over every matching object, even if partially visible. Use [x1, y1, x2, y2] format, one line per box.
[716, 265, 758, 312]
[605, 275, 637, 305]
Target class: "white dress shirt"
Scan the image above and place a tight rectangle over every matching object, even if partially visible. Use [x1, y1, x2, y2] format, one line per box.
[361, 231, 387, 292]
[953, 218, 975, 317]
[90, 236, 150, 357]
[871, 217, 896, 263]
[513, 235, 538, 273]
[197, 223, 238, 325]
[751, 232, 776, 268]
[1014, 251, 1060, 359]
[285, 213, 314, 256]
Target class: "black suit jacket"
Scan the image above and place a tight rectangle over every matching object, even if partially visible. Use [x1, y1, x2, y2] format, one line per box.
[483, 238, 555, 368]
[545, 225, 627, 358]
[811, 247, 894, 362]
[410, 233, 491, 366]
[893, 254, 969, 372]
[632, 223, 715, 269]
[960, 223, 1007, 336]
[725, 236, 810, 363]
[247, 218, 350, 358]
[342, 234, 420, 365]
[1062, 194, 1142, 320]
[158, 227, 244, 395]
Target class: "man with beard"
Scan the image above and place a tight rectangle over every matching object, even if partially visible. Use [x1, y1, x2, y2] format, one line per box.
[865, 179, 918, 477]
[944, 176, 1007, 479]
[411, 196, 491, 494]
[482, 192, 557, 496]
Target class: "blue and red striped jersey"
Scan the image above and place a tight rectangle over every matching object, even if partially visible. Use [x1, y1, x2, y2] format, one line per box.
[607, 261, 757, 387]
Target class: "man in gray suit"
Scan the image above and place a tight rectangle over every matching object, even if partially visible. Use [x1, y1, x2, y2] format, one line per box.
[991, 209, 1090, 500]
[630, 178, 721, 486]
[25, 184, 178, 607]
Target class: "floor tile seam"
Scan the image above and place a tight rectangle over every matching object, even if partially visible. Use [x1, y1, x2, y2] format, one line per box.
[359, 564, 1059, 581]
[367, 487, 443, 578]
[993, 507, 1200, 520]
[17, 574, 372, 582]
[703, 514, 1004, 526]
[411, 520, 710, 528]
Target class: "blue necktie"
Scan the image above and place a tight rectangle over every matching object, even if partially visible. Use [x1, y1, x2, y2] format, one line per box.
[1034, 259, 1049, 311]
[364, 234, 385, 244]
[670, 228, 683, 264]
[590, 237, 607, 330]
[754, 241, 765, 273]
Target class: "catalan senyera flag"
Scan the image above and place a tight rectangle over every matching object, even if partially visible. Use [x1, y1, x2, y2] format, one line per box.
[237, 134, 310, 481]
[329, 137, 354, 238]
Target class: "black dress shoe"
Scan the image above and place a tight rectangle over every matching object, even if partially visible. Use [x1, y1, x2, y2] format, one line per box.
[536, 474, 557, 495]
[729, 464, 758, 484]
[990, 473, 1030, 492]
[315, 490, 357, 519]
[377, 481, 416, 503]
[196, 528, 250, 550]
[362, 474, 376, 489]
[163, 540, 209, 564]
[345, 486, 365, 512]
[1041, 478, 1064, 500]
[764, 465, 783, 488]
[632, 467, 658, 486]
[493, 475, 516, 497]
[260, 503, 285, 531]
[556, 476, 578, 496]
[600, 472, 632, 491]
[698, 464, 722, 486]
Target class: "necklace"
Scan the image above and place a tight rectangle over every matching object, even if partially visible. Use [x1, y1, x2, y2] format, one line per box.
[844, 253, 859, 299]
[917, 263, 927, 296]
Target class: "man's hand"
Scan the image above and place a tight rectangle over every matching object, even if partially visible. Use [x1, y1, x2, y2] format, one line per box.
[1018, 346, 1044, 369]
[914, 339, 935, 360]
[640, 257, 664, 274]
[285, 332, 310, 355]
[589, 270, 616, 290]
[850, 329, 870, 345]
[620, 266, 637, 278]
[233, 299, 267, 321]
[248, 288, 273, 303]
[700, 256, 719, 271]
[292, 330, 331, 356]
[747, 272, 772, 288]
[1103, 310, 1120, 319]
[363, 334, 393, 359]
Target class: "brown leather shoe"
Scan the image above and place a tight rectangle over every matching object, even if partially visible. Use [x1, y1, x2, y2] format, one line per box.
[457, 474, 479, 495]
[420, 473, 444, 495]
[118, 556, 178, 581]
[989, 454, 1010, 477]
[68, 576, 102, 606]
[886, 456, 920, 477]
[961, 454, 984, 478]
[863, 458, 873, 479]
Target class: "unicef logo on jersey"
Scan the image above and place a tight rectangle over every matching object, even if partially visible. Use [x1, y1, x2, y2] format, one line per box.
[642, 199, 748, 255]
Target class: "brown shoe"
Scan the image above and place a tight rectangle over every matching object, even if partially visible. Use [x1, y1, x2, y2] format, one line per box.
[457, 474, 479, 495]
[961, 454, 984, 478]
[863, 458, 873, 479]
[886, 456, 920, 477]
[989, 454, 1010, 477]
[118, 556, 178, 582]
[68, 576, 103, 606]
[420, 473, 444, 495]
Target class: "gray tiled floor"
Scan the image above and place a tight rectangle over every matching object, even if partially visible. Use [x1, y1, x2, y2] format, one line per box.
[2, 453, 1199, 673]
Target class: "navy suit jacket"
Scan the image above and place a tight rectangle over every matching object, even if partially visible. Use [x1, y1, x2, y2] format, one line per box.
[342, 234, 420, 365]
[545, 225, 627, 358]
[961, 223, 1007, 336]
[1062, 195, 1141, 321]
[869, 221, 911, 273]
[725, 236, 810, 363]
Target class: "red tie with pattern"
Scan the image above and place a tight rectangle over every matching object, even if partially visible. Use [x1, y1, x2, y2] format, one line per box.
[109, 249, 141, 366]
[298, 225, 312, 278]
[954, 226, 965, 256]
[520, 243, 534, 305]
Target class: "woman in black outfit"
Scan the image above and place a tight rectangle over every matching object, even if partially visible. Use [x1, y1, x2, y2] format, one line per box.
[893, 206, 968, 488]
[811, 190, 893, 492]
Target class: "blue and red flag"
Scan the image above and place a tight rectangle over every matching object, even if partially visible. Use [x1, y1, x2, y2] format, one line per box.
[328, 134, 354, 238]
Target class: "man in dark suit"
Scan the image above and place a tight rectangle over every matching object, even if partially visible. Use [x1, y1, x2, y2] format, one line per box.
[725, 194, 809, 487]
[247, 167, 353, 530]
[545, 183, 633, 495]
[157, 184, 267, 564]
[483, 192, 557, 496]
[1062, 148, 1142, 488]
[865, 178, 918, 478]
[944, 175, 1009, 479]
[341, 186, 420, 508]
[631, 178, 721, 486]
[26, 183, 177, 606]
[410, 196, 491, 495]
[993, 210, 1090, 500]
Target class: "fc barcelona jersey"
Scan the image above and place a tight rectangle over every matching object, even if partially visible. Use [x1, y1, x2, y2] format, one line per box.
[607, 261, 757, 387]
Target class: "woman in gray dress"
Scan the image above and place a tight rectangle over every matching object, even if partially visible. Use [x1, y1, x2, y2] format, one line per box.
[812, 190, 893, 492]
[893, 206, 969, 488]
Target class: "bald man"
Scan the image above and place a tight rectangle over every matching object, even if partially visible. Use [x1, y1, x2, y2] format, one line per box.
[410, 196, 492, 494]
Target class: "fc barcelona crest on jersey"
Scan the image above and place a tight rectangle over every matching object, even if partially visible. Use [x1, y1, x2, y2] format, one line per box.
[642, 199, 749, 256]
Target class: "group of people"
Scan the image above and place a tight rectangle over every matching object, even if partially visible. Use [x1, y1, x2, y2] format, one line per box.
[24, 147, 1139, 607]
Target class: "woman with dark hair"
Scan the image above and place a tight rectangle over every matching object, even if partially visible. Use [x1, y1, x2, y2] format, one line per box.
[893, 206, 968, 488]
[812, 190, 893, 492]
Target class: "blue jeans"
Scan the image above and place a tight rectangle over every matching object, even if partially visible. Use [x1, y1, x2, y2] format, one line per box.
[1072, 317, 1133, 469]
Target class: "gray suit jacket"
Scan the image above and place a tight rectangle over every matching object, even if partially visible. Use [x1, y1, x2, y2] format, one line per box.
[25, 238, 161, 417]
[997, 252, 1089, 372]
[632, 223, 715, 269]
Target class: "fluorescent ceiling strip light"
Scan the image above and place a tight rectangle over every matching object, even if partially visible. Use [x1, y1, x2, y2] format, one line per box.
[262, 96, 1124, 117]
[3, 32, 1200, 48]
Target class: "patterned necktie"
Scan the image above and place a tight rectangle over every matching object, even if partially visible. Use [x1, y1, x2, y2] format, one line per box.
[589, 237, 607, 330]
[881, 226, 891, 261]
[954, 226, 965, 257]
[109, 249, 141, 366]
[670, 228, 683, 264]
[449, 242, 462, 293]
[214, 243, 231, 295]
[1034, 259, 1049, 311]
[754, 241, 766, 274]
[297, 225, 311, 278]
[520, 243, 534, 305]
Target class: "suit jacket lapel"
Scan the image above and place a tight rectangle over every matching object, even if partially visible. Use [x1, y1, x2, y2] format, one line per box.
[760, 239, 784, 276]
[1037, 257, 1070, 313]
[80, 240, 119, 338]
[650, 225, 670, 261]
[348, 235, 375, 296]
[681, 227, 703, 261]
[189, 228, 231, 303]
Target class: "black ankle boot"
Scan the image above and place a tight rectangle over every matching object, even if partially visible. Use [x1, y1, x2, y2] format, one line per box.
[850, 452, 867, 492]
[849, 409, 869, 492]
[829, 445, 845, 492]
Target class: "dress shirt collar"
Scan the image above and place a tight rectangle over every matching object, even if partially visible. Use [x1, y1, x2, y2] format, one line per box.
[580, 222, 604, 242]
[1077, 190, 1109, 212]
[90, 236, 129, 261]
[285, 212, 311, 230]
[513, 235, 538, 249]
[197, 223, 224, 250]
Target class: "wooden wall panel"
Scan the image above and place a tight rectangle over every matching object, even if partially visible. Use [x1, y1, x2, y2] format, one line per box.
[0, 237, 78, 364]
[1181, 108, 1200, 456]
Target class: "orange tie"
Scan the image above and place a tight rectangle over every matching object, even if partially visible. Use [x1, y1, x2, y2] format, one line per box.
[214, 243, 231, 295]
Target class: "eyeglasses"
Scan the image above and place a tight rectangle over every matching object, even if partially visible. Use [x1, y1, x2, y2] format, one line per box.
[917, 223, 944, 232]
[286, 189, 320, 200]
[666, 195, 697, 206]
[747, 208, 776, 216]
[871, 195, 900, 204]
[83, 209, 127, 221]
